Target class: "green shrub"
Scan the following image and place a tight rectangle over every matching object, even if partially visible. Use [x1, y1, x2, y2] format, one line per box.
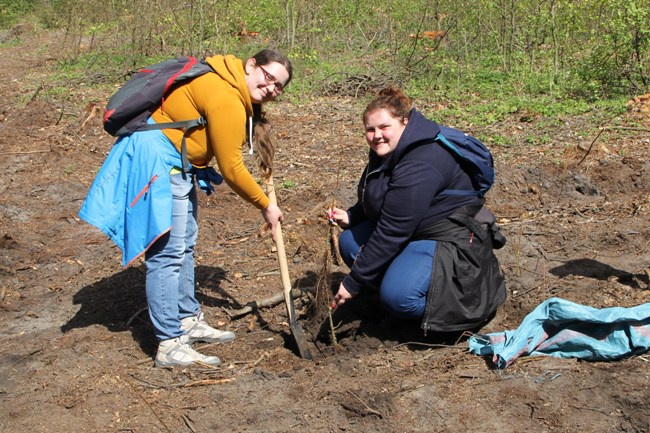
[0, 0, 37, 29]
[12, 0, 648, 115]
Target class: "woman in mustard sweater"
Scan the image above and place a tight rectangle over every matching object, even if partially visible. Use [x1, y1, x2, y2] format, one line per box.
[80, 49, 292, 367]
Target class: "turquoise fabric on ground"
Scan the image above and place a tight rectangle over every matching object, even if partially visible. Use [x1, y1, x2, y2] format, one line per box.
[468, 297, 650, 369]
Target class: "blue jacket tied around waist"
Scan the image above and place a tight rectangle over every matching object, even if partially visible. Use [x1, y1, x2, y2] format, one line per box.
[79, 127, 182, 267]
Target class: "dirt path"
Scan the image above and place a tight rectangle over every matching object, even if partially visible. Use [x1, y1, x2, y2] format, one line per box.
[1, 28, 649, 433]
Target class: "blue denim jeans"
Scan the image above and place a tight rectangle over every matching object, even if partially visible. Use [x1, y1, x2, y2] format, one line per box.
[339, 220, 437, 320]
[145, 172, 200, 341]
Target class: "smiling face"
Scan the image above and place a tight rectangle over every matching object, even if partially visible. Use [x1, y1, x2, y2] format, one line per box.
[245, 59, 290, 103]
[364, 108, 409, 158]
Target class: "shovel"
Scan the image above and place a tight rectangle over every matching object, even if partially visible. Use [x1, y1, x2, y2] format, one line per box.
[266, 178, 314, 360]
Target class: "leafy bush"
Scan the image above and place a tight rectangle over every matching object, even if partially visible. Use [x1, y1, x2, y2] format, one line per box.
[0, 0, 37, 29]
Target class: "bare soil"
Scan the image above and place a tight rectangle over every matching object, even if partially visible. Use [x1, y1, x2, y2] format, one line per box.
[1, 29, 649, 433]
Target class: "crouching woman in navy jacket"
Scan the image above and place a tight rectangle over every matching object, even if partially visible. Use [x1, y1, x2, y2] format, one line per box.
[328, 87, 506, 333]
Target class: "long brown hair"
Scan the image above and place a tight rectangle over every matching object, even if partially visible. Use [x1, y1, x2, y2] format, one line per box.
[250, 49, 293, 180]
[363, 86, 413, 124]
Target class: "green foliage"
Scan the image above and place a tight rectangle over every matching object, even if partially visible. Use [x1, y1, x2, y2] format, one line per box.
[63, 165, 75, 176]
[280, 179, 297, 190]
[571, 0, 649, 98]
[11, 0, 648, 115]
[0, 0, 37, 28]
[484, 134, 514, 148]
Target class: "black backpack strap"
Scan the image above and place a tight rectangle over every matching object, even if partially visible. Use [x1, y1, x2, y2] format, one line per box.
[413, 204, 506, 249]
[137, 117, 206, 172]
[137, 118, 205, 131]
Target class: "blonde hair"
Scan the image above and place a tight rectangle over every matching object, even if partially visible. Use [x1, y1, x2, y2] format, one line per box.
[363, 86, 413, 123]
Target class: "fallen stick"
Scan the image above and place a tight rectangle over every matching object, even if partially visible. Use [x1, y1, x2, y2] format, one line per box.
[577, 127, 605, 165]
[181, 414, 197, 433]
[182, 378, 234, 387]
[227, 287, 315, 319]
[347, 390, 384, 419]
[1, 149, 52, 156]
[29, 82, 43, 103]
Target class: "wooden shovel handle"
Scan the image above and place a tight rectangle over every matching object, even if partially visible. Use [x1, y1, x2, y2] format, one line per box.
[265, 178, 295, 321]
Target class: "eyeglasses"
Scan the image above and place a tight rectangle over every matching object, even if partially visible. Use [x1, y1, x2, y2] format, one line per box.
[259, 65, 285, 95]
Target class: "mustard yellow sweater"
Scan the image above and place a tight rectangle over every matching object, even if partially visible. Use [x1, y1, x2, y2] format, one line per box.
[151, 55, 269, 210]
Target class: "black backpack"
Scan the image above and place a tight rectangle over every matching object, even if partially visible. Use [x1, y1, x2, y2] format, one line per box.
[103, 56, 214, 171]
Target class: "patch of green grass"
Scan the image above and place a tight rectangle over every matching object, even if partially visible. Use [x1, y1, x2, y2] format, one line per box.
[483, 134, 514, 147]
[0, 0, 37, 29]
[538, 134, 553, 146]
[43, 86, 72, 98]
[417, 87, 631, 134]
[0, 37, 22, 48]
[465, 101, 521, 125]
[280, 179, 297, 190]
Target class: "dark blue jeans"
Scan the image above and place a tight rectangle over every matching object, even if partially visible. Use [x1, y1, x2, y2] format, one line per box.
[338, 220, 437, 320]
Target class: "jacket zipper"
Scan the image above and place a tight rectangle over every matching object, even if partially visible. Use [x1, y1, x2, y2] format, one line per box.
[421, 243, 441, 335]
[361, 165, 382, 213]
[130, 174, 158, 207]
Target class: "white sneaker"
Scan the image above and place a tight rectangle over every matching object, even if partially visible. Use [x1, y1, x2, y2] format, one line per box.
[154, 334, 222, 367]
[180, 312, 236, 344]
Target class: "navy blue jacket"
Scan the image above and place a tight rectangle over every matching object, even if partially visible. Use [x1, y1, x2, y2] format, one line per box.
[343, 109, 482, 295]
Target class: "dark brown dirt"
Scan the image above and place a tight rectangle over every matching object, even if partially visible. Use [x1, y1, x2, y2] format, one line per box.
[1, 29, 649, 433]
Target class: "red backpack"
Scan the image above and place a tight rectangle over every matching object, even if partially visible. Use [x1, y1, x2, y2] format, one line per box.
[103, 56, 214, 171]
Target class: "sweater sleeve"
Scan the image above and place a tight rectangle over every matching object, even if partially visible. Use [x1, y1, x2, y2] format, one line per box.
[204, 96, 269, 210]
[342, 157, 445, 295]
[152, 66, 270, 210]
[346, 202, 366, 227]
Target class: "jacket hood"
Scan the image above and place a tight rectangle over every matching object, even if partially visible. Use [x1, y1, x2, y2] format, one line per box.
[381, 109, 441, 169]
[205, 54, 253, 116]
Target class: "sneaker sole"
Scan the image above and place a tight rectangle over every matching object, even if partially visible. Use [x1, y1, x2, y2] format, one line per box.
[154, 359, 222, 368]
[154, 359, 194, 368]
[186, 335, 236, 344]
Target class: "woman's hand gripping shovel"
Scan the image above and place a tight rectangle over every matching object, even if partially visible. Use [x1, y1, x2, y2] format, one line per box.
[266, 178, 313, 360]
